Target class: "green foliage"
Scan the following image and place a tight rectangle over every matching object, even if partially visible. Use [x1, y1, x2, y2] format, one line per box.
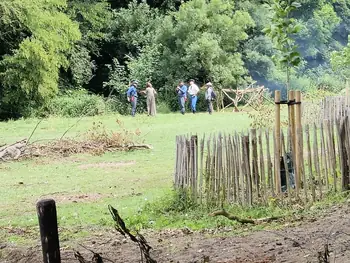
[69, 45, 96, 88]
[1, 0, 350, 117]
[46, 90, 105, 117]
[297, 3, 341, 58]
[0, 0, 81, 117]
[126, 44, 161, 86]
[263, 0, 302, 89]
[157, 0, 255, 87]
[67, 0, 112, 53]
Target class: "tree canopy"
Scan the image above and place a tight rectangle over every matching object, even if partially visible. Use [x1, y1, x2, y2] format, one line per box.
[1, 0, 350, 118]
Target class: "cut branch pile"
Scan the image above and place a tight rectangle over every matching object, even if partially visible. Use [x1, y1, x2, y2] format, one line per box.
[24, 139, 152, 159]
[0, 120, 152, 162]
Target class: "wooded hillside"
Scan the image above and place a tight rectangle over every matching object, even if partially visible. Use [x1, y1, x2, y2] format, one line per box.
[1, 0, 350, 119]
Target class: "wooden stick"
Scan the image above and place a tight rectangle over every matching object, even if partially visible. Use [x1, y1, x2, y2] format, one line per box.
[313, 124, 322, 199]
[305, 125, 315, 203]
[251, 129, 259, 196]
[275, 90, 281, 194]
[265, 129, 274, 196]
[258, 129, 266, 201]
[209, 209, 282, 224]
[295, 91, 302, 192]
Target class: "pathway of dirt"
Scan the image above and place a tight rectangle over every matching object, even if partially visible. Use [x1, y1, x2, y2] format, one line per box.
[2, 204, 350, 263]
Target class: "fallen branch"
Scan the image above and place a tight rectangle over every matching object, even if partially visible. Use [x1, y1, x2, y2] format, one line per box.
[209, 209, 282, 224]
[108, 205, 157, 263]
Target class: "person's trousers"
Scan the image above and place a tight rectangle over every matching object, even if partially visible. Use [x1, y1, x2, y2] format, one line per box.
[131, 97, 137, 117]
[207, 99, 213, 114]
[190, 95, 198, 112]
[178, 96, 185, 114]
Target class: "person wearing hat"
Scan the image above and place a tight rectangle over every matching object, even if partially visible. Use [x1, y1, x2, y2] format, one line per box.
[188, 79, 200, 113]
[176, 81, 188, 115]
[205, 82, 215, 114]
[126, 80, 138, 117]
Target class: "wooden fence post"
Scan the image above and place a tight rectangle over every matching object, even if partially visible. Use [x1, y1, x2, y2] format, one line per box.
[295, 91, 302, 192]
[288, 90, 298, 194]
[275, 90, 281, 194]
[37, 199, 61, 263]
[340, 117, 350, 191]
[190, 135, 198, 200]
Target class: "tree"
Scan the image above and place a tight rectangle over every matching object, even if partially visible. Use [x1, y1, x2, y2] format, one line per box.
[0, 0, 81, 117]
[157, 0, 254, 87]
[263, 0, 302, 92]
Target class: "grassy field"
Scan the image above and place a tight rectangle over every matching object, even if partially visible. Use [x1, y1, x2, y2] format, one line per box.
[0, 111, 252, 244]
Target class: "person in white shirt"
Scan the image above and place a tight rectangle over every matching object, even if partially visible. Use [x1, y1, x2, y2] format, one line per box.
[188, 79, 200, 113]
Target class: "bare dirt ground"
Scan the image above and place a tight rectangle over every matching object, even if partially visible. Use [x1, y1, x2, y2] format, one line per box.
[2, 203, 350, 263]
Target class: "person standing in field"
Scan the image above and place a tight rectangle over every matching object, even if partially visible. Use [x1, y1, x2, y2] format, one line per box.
[126, 80, 138, 117]
[176, 81, 187, 115]
[205, 82, 215, 114]
[142, 82, 157, 116]
[188, 79, 200, 114]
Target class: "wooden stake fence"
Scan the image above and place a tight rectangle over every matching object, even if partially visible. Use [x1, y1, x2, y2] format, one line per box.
[174, 117, 350, 207]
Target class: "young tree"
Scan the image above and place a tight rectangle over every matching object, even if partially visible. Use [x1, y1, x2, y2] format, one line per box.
[263, 0, 302, 92]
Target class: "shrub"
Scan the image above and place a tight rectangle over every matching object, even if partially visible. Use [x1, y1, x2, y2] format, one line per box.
[156, 101, 171, 114]
[46, 90, 105, 117]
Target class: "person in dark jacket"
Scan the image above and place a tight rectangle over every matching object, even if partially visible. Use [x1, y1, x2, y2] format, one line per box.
[126, 80, 138, 117]
[176, 81, 188, 115]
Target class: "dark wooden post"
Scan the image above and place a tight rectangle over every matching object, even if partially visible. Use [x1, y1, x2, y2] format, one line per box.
[37, 199, 61, 263]
[190, 135, 198, 199]
[340, 117, 350, 191]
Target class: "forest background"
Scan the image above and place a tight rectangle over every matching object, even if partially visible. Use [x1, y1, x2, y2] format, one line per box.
[1, 0, 350, 120]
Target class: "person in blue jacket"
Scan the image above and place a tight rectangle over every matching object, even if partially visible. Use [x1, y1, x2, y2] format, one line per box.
[176, 81, 188, 115]
[126, 80, 138, 117]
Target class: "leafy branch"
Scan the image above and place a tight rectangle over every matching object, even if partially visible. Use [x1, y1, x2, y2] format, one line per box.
[263, 0, 302, 92]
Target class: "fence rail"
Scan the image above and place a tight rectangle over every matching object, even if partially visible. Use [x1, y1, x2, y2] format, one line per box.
[174, 117, 350, 207]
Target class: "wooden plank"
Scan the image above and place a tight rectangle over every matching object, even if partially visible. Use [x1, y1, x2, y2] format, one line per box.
[243, 135, 252, 205]
[288, 91, 297, 194]
[295, 91, 302, 192]
[218, 133, 223, 204]
[191, 135, 198, 201]
[320, 122, 329, 191]
[206, 136, 212, 204]
[281, 131, 291, 200]
[275, 90, 281, 194]
[251, 129, 260, 197]
[297, 126, 307, 203]
[345, 118, 350, 191]
[265, 129, 274, 196]
[305, 125, 316, 203]
[328, 120, 337, 191]
[199, 136, 205, 204]
[313, 124, 322, 199]
[273, 129, 280, 194]
[235, 133, 243, 205]
[258, 129, 266, 201]
[340, 117, 350, 191]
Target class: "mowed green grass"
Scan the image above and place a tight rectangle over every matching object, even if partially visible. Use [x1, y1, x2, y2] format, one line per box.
[0, 112, 251, 243]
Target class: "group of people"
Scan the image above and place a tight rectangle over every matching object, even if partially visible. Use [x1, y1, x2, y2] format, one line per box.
[126, 79, 215, 117]
[126, 81, 157, 117]
[176, 79, 215, 115]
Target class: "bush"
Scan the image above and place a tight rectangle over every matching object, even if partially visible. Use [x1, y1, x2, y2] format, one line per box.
[46, 90, 106, 117]
[156, 101, 171, 114]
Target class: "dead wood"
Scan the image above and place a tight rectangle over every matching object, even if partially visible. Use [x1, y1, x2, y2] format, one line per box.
[209, 209, 282, 224]
[108, 205, 157, 263]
